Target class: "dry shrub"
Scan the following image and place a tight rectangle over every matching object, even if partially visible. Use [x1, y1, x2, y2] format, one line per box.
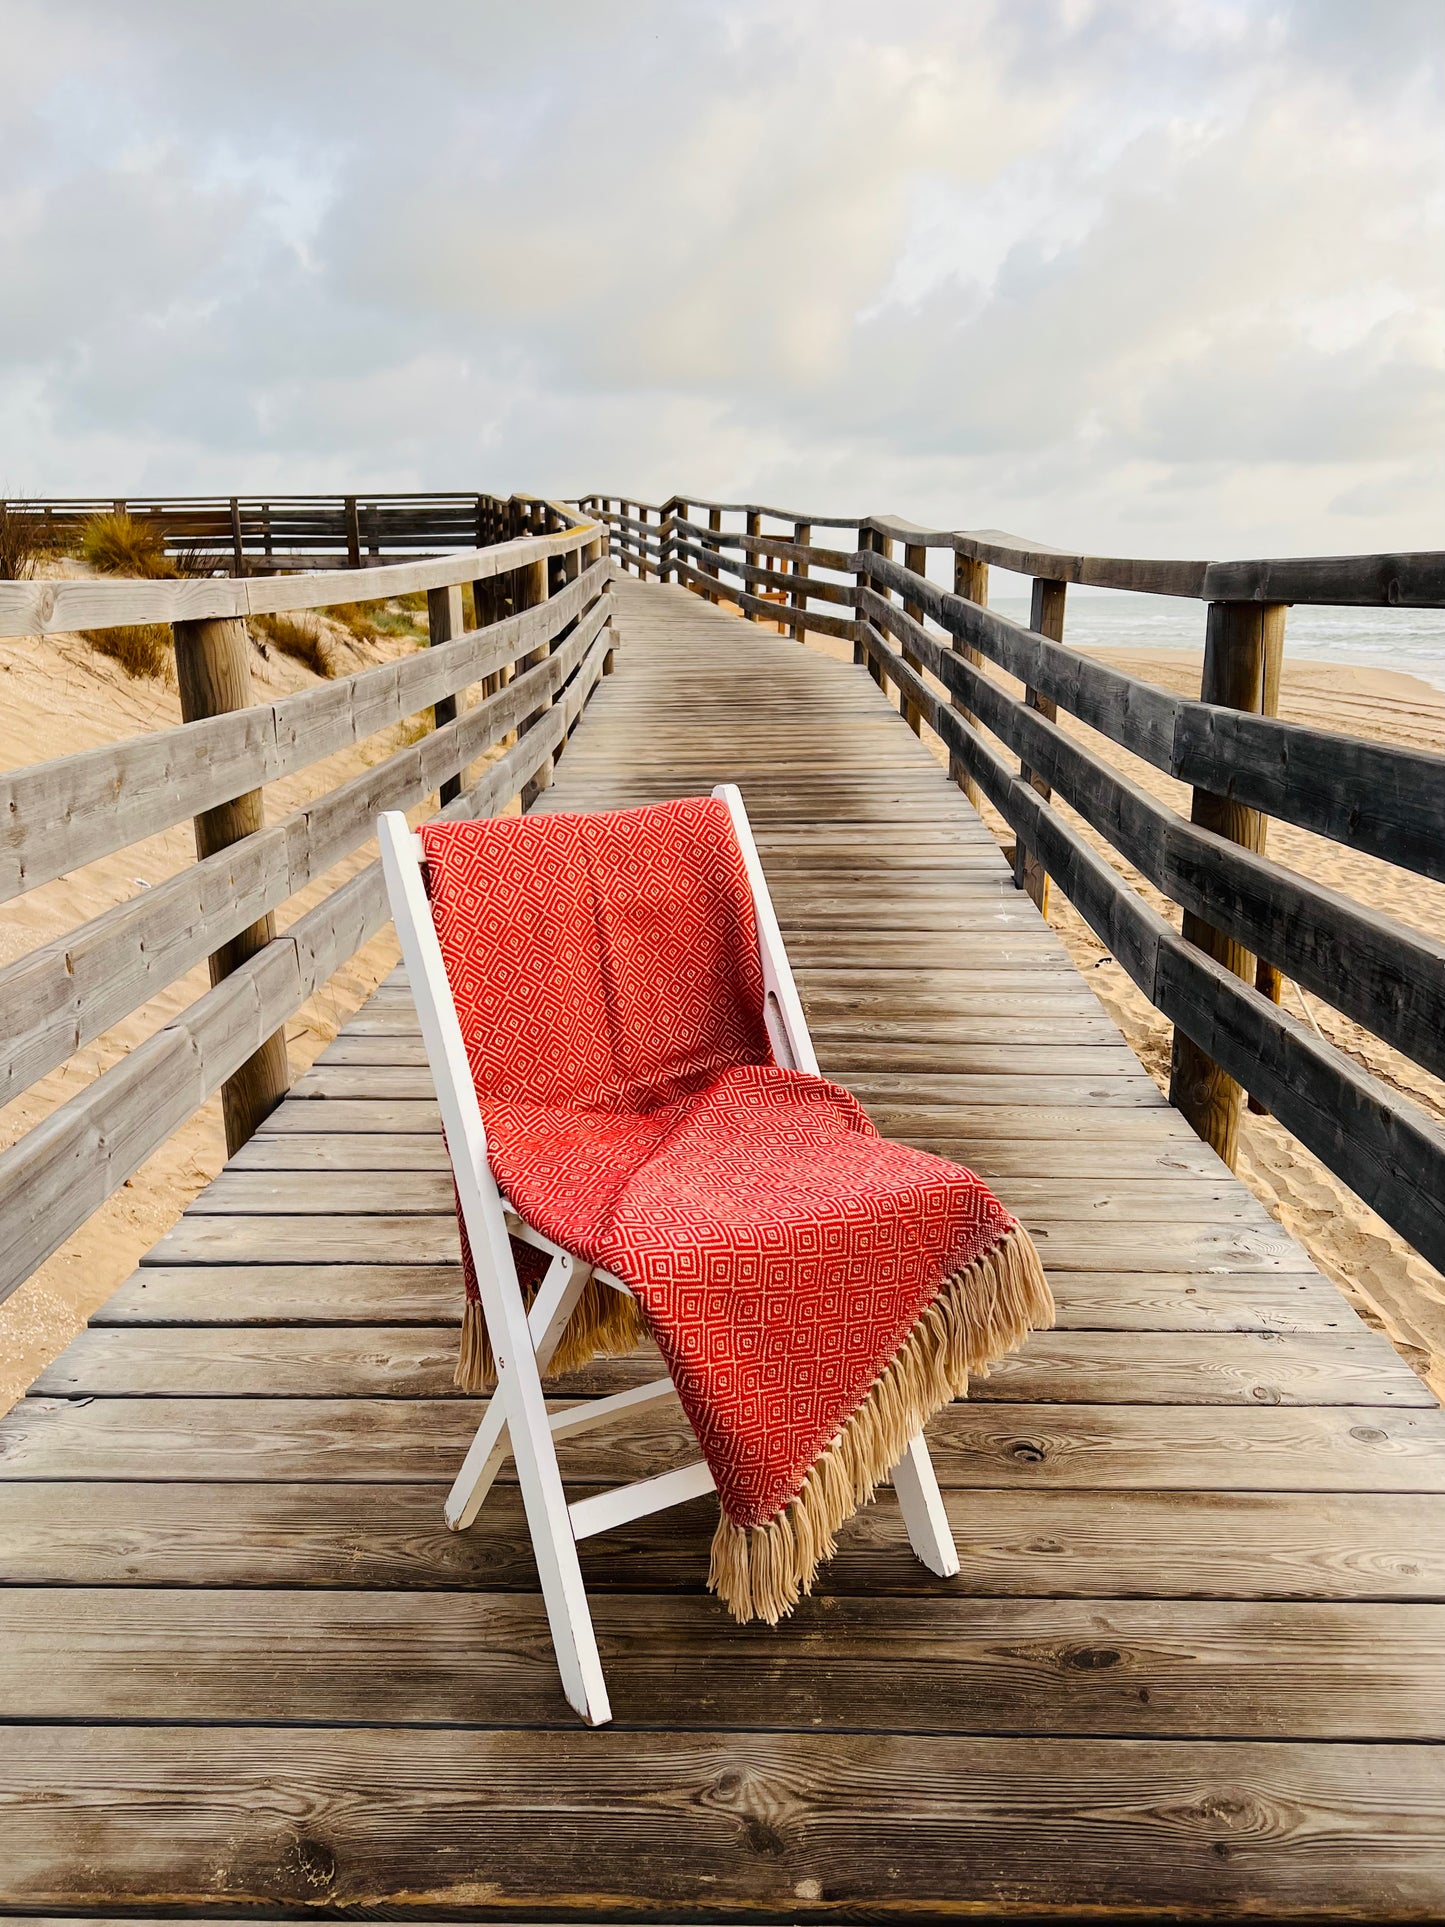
[81, 511, 175, 578]
[0, 502, 53, 580]
[252, 610, 335, 677]
[80, 624, 173, 681]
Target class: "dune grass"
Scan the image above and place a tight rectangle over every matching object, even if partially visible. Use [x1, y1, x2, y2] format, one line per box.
[251, 610, 335, 677]
[0, 505, 45, 580]
[79, 624, 173, 681]
[80, 511, 176, 578]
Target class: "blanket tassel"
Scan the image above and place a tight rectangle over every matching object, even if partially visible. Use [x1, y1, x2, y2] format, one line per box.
[708, 1222, 1052, 1625]
[455, 1268, 650, 1392]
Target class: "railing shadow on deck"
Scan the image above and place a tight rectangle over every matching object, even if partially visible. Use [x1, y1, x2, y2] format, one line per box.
[0, 495, 614, 1313]
[578, 492, 1445, 1302]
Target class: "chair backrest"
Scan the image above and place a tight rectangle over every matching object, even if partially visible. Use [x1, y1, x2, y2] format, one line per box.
[419, 796, 772, 1113]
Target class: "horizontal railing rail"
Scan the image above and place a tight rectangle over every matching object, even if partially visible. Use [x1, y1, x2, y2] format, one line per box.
[0, 491, 523, 573]
[0, 495, 613, 1307]
[575, 487, 1445, 1301]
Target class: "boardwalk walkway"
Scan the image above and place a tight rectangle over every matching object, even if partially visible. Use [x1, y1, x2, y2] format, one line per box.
[3, 577, 1445, 1917]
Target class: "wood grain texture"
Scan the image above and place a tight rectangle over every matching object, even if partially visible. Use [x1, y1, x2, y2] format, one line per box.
[6, 576, 1445, 1922]
[5, 1726, 1445, 1916]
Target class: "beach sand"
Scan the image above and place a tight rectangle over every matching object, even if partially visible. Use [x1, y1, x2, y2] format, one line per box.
[2, 600, 1443, 1411]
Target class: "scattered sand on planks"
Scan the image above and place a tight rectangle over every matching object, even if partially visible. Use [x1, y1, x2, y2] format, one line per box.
[0, 601, 508, 1415]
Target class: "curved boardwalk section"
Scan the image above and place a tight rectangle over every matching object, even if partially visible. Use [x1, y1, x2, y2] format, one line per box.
[2, 579, 1445, 1918]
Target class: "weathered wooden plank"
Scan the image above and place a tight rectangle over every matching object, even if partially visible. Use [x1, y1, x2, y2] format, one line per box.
[3, 1589, 1443, 1739]
[29, 1325, 1421, 1404]
[0, 519, 597, 641]
[188, 1166, 1276, 1228]
[226, 1127, 1237, 1184]
[5, 1725, 1445, 1916]
[143, 1210, 1321, 1276]
[4, 1479, 1445, 1595]
[91, 1261, 1347, 1333]
[95, 1263, 461, 1324]
[8, 1389, 1440, 1499]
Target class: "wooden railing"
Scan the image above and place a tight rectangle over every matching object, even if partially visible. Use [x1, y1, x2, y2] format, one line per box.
[1, 491, 520, 574]
[579, 491, 1445, 1285]
[0, 496, 612, 1308]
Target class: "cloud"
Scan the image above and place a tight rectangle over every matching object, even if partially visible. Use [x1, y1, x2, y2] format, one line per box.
[0, 0, 1439, 558]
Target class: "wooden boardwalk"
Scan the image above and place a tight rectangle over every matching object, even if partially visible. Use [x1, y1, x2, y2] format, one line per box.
[3, 576, 1445, 1918]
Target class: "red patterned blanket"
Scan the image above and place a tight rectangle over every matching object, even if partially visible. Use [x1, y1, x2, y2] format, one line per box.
[420, 796, 1051, 1621]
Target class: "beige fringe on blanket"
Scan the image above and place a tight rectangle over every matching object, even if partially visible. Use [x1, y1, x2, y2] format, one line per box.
[710, 1221, 1052, 1624]
[454, 1221, 1051, 1626]
[455, 1265, 648, 1392]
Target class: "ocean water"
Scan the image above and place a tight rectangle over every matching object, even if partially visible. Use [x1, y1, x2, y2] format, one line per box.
[989, 593, 1445, 697]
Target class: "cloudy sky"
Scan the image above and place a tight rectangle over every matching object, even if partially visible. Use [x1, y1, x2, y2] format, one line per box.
[2, 0, 1440, 558]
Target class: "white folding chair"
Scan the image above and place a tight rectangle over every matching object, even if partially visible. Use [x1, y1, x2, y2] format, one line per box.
[377, 784, 959, 1726]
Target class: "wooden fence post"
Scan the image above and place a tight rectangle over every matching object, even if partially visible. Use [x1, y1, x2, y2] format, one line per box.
[707, 507, 722, 602]
[899, 542, 928, 734]
[1168, 600, 1286, 1167]
[791, 522, 811, 642]
[853, 529, 870, 671]
[876, 533, 897, 703]
[1247, 604, 1288, 1114]
[344, 496, 361, 569]
[745, 512, 761, 618]
[229, 498, 244, 576]
[172, 616, 291, 1155]
[951, 553, 988, 809]
[427, 584, 465, 806]
[853, 529, 885, 686]
[669, 501, 686, 585]
[1014, 578, 1067, 912]
[517, 555, 553, 808]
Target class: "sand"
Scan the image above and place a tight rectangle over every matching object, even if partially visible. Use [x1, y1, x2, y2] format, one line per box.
[0, 589, 510, 1414]
[3, 594, 1443, 1412]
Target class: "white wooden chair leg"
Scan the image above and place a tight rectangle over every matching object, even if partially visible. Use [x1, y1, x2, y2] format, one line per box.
[444, 1253, 590, 1532]
[890, 1432, 960, 1577]
[501, 1369, 613, 1725]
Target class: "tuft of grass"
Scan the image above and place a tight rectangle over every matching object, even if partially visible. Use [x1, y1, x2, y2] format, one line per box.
[80, 623, 173, 681]
[326, 599, 381, 644]
[81, 511, 175, 578]
[170, 542, 221, 580]
[0, 502, 48, 580]
[364, 602, 429, 639]
[251, 610, 336, 677]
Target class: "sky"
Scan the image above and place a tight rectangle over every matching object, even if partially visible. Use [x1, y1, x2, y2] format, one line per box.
[1, 0, 1441, 560]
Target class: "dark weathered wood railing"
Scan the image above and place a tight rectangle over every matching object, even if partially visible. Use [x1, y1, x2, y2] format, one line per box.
[0, 491, 524, 574]
[0, 496, 612, 1307]
[578, 491, 1445, 1286]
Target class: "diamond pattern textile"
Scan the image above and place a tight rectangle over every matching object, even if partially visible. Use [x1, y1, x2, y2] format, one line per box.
[420, 796, 1050, 1601]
